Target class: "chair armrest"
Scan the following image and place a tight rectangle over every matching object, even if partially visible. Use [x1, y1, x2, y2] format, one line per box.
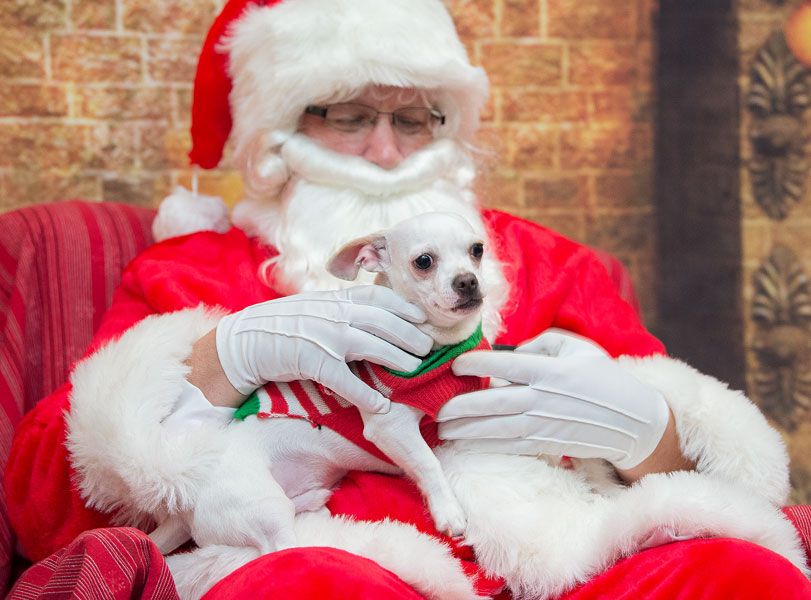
[0, 200, 155, 596]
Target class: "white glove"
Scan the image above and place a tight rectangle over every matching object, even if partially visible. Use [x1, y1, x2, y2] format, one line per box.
[216, 286, 433, 413]
[437, 329, 670, 469]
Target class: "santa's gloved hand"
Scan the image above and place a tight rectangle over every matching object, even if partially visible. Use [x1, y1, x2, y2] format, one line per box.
[437, 329, 670, 469]
[216, 286, 433, 414]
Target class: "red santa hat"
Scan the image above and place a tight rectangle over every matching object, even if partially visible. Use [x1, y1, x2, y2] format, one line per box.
[187, 0, 489, 170]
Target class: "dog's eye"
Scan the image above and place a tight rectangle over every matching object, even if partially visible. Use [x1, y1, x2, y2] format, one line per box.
[413, 254, 433, 270]
[470, 243, 484, 259]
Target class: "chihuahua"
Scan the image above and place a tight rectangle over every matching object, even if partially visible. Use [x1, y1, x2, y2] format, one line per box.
[149, 211, 492, 558]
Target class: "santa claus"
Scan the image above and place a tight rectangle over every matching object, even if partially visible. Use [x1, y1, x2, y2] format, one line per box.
[5, 0, 811, 598]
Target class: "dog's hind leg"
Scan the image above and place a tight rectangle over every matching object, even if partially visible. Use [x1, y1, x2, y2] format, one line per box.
[149, 513, 192, 554]
[361, 404, 466, 537]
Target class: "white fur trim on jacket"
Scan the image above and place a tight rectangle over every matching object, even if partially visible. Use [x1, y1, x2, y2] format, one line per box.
[152, 186, 231, 243]
[66, 306, 225, 524]
[226, 0, 488, 169]
[617, 354, 791, 505]
[167, 511, 482, 600]
[436, 448, 808, 598]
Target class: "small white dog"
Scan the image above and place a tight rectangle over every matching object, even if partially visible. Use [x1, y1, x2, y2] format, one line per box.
[149, 211, 493, 558]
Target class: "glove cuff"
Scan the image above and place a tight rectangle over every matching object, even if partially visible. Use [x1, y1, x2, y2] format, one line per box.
[215, 311, 261, 396]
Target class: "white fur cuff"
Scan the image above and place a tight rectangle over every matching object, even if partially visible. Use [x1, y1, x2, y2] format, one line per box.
[618, 355, 791, 505]
[66, 307, 225, 523]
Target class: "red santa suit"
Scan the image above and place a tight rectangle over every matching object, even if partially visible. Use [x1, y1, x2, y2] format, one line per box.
[5, 210, 811, 599]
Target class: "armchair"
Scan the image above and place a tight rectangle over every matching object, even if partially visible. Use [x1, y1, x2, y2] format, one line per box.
[0, 200, 808, 597]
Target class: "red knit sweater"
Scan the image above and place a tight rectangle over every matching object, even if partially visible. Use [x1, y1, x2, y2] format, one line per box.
[234, 329, 491, 463]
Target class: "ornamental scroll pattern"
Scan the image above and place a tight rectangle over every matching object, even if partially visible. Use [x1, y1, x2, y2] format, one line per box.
[752, 245, 811, 431]
[746, 31, 809, 220]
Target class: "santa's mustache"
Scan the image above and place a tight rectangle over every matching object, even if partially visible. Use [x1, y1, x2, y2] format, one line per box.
[241, 131, 476, 201]
[280, 134, 475, 196]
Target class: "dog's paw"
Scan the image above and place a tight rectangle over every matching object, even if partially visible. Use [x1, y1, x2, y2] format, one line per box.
[430, 496, 467, 538]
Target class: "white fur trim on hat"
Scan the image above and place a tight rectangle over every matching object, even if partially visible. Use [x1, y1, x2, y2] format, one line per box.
[152, 186, 231, 242]
[225, 0, 488, 167]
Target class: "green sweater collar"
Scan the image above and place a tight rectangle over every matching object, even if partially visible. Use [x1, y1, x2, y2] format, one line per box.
[386, 324, 483, 378]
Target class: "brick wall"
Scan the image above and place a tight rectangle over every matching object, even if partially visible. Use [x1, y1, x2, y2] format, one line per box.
[0, 0, 657, 322]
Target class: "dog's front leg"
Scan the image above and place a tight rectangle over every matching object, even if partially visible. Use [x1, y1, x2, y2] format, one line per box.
[361, 404, 466, 537]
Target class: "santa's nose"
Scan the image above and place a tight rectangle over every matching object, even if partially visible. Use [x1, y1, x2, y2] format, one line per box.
[363, 118, 405, 169]
[453, 273, 479, 298]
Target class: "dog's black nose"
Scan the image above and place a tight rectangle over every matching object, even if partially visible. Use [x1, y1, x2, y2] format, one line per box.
[453, 273, 479, 297]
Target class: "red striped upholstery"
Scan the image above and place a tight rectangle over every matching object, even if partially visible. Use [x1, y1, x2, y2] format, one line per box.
[784, 506, 811, 560]
[6, 528, 178, 600]
[0, 201, 155, 596]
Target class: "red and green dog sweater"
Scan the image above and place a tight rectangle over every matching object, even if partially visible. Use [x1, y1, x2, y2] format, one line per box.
[234, 325, 490, 463]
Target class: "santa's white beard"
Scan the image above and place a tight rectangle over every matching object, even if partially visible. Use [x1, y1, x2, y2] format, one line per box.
[232, 134, 508, 340]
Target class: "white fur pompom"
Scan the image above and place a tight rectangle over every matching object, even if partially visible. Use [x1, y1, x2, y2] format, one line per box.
[152, 186, 231, 242]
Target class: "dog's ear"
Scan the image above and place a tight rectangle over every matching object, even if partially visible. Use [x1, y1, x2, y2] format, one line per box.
[328, 234, 390, 281]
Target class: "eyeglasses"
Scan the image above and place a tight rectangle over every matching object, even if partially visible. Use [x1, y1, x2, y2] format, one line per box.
[304, 103, 446, 138]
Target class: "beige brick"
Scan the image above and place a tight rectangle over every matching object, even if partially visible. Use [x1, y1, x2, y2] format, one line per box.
[594, 171, 650, 208]
[502, 89, 588, 123]
[175, 86, 194, 125]
[474, 125, 509, 157]
[446, 0, 497, 39]
[102, 172, 171, 207]
[0, 170, 100, 209]
[561, 124, 633, 169]
[0, 124, 88, 170]
[570, 42, 636, 87]
[635, 42, 653, 86]
[585, 211, 653, 256]
[480, 91, 495, 123]
[176, 169, 245, 207]
[85, 123, 139, 170]
[474, 169, 523, 211]
[506, 125, 557, 170]
[631, 122, 653, 163]
[123, 0, 220, 34]
[524, 175, 589, 209]
[502, 0, 540, 38]
[523, 209, 585, 241]
[0, 0, 66, 30]
[52, 35, 143, 83]
[590, 89, 634, 122]
[481, 42, 563, 86]
[548, 0, 635, 39]
[140, 124, 185, 169]
[637, 0, 655, 40]
[0, 30, 45, 78]
[147, 37, 201, 83]
[76, 86, 173, 120]
[72, 0, 116, 30]
[0, 83, 67, 117]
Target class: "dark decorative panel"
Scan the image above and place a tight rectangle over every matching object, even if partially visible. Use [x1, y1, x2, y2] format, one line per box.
[746, 31, 809, 220]
[752, 245, 811, 430]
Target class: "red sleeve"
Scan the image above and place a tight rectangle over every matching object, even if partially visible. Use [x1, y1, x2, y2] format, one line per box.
[483, 209, 665, 358]
[4, 229, 274, 562]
